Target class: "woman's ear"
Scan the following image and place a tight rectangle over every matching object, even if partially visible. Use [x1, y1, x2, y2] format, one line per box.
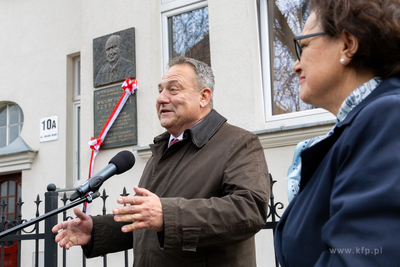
[340, 30, 360, 65]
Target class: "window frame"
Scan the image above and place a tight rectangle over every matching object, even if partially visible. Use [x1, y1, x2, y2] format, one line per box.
[73, 57, 81, 101]
[0, 103, 24, 148]
[258, 0, 334, 129]
[0, 173, 21, 228]
[72, 102, 81, 187]
[72, 56, 81, 187]
[161, 0, 208, 74]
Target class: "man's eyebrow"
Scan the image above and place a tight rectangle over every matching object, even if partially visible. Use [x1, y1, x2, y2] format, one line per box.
[158, 80, 179, 88]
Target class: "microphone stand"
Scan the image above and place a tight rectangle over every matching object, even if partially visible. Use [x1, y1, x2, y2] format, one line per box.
[0, 191, 100, 238]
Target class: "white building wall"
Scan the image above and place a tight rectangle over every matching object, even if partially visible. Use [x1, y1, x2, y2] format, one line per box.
[0, 1, 82, 266]
[208, 0, 266, 131]
[0, 1, 333, 266]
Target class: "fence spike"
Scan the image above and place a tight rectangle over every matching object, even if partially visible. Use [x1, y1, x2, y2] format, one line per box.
[17, 197, 24, 208]
[35, 194, 42, 217]
[121, 187, 129, 197]
[101, 189, 109, 199]
[0, 199, 6, 232]
[61, 192, 69, 205]
[1, 199, 7, 214]
[101, 189, 109, 215]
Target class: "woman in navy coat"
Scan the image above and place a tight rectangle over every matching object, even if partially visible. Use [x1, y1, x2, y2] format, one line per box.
[274, 0, 400, 266]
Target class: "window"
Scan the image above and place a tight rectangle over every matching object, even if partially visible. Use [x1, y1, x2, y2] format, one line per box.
[162, 0, 210, 71]
[258, 0, 334, 128]
[73, 57, 81, 187]
[0, 103, 24, 149]
[0, 173, 21, 228]
[74, 57, 81, 100]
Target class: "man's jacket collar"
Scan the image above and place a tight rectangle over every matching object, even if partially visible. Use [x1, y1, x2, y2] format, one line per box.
[187, 109, 227, 148]
[153, 109, 227, 148]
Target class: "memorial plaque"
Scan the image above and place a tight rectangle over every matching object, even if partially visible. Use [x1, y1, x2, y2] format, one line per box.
[93, 28, 135, 88]
[94, 85, 137, 149]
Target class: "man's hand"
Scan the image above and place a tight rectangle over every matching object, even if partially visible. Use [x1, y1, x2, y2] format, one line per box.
[113, 186, 163, 232]
[52, 207, 93, 250]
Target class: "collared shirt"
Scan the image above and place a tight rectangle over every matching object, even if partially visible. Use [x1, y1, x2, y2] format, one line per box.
[168, 132, 183, 147]
[167, 119, 204, 147]
[286, 77, 382, 202]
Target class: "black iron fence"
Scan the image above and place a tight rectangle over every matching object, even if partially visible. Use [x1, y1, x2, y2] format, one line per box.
[263, 174, 285, 267]
[0, 174, 283, 267]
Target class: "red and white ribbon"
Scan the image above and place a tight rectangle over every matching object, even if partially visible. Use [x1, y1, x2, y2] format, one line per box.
[87, 137, 102, 179]
[85, 78, 138, 213]
[122, 78, 138, 95]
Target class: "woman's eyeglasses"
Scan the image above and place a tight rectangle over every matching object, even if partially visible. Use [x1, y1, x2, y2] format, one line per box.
[293, 32, 326, 61]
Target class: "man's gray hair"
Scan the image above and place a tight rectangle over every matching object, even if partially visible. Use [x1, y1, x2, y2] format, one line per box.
[168, 56, 214, 108]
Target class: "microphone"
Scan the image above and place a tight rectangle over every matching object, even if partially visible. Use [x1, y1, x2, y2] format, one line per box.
[70, 150, 135, 201]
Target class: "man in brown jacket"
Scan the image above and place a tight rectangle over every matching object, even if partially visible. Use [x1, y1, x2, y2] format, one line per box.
[53, 57, 270, 266]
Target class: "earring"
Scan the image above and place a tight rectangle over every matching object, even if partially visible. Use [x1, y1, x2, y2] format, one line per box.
[340, 58, 346, 65]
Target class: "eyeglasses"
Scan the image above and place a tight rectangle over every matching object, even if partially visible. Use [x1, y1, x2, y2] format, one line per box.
[294, 32, 326, 61]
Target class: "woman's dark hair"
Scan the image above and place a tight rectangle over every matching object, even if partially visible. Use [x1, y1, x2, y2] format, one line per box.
[310, 0, 400, 78]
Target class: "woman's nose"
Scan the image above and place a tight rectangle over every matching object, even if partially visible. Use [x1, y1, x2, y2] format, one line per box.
[292, 59, 301, 75]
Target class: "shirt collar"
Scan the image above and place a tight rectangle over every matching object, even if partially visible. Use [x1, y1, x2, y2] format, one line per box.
[336, 77, 382, 124]
[153, 109, 227, 148]
[168, 132, 184, 146]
